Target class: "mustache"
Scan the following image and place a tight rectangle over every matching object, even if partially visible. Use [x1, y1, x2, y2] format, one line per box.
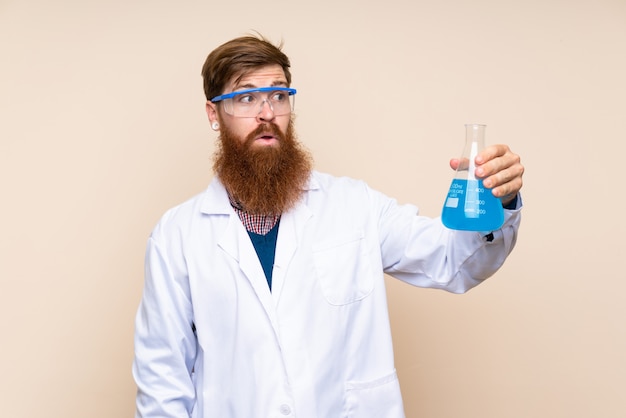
[243, 123, 285, 146]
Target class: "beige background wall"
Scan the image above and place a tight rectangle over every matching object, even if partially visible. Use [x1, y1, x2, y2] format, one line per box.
[1, 0, 624, 417]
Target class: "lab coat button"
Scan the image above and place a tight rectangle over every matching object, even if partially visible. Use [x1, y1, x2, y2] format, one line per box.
[279, 404, 291, 415]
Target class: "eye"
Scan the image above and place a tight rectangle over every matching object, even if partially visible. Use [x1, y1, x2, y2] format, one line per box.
[271, 91, 287, 102]
[236, 94, 256, 105]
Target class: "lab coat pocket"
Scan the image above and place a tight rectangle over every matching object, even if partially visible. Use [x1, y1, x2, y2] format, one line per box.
[312, 230, 374, 305]
[344, 370, 405, 418]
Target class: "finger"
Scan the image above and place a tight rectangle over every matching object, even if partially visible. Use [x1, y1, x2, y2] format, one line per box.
[491, 176, 523, 200]
[475, 144, 509, 165]
[449, 157, 470, 171]
[484, 162, 524, 193]
[476, 148, 520, 179]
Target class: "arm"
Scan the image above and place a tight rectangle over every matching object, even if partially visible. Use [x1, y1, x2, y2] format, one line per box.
[379, 200, 520, 293]
[132, 232, 197, 417]
[380, 144, 524, 293]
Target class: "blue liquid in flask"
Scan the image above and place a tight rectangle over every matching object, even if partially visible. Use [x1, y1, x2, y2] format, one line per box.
[441, 178, 504, 231]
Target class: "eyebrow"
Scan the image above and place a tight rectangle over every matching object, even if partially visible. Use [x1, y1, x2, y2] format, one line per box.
[234, 80, 288, 90]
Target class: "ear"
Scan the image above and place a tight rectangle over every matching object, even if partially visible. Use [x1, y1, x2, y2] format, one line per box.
[206, 100, 218, 125]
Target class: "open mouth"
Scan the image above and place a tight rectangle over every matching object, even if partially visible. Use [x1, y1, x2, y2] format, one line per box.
[247, 124, 283, 146]
[254, 133, 279, 144]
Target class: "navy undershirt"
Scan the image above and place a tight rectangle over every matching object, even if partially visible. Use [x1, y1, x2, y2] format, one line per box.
[247, 220, 280, 290]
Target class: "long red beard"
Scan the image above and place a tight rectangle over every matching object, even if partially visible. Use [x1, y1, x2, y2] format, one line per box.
[213, 119, 313, 215]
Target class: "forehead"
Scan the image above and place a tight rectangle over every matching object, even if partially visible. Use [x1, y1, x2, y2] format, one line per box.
[226, 64, 288, 92]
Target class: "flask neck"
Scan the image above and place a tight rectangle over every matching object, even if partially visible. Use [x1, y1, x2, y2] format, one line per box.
[465, 124, 486, 146]
[464, 124, 486, 181]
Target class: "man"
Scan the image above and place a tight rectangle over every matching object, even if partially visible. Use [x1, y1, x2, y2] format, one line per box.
[133, 35, 524, 418]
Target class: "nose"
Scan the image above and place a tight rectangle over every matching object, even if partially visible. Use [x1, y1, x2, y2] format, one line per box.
[256, 99, 275, 122]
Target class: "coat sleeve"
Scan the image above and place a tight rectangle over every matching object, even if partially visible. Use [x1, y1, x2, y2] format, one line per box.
[132, 226, 197, 417]
[376, 187, 522, 294]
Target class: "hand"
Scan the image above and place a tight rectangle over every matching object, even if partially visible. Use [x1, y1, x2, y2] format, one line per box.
[450, 144, 524, 206]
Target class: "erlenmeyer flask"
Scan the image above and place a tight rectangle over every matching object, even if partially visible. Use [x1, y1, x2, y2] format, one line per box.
[441, 124, 504, 231]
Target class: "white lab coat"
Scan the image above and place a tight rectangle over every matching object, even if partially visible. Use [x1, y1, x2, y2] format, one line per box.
[133, 171, 521, 418]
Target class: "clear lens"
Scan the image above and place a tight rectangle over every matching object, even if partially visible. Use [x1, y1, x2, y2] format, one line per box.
[222, 90, 295, 117]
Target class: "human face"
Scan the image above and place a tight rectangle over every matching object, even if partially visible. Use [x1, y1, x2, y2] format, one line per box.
[206, 64, 291, 148]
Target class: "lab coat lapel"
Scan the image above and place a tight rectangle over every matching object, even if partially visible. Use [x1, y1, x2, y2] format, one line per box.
[271, 201, 313, 305]
[217, 215, 279, 330]
[206, 174, 319, 336]
[202, 178, 279, 331]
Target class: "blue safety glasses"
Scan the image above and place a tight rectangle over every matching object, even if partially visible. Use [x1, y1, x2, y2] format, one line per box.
[211, 87, 297, 118]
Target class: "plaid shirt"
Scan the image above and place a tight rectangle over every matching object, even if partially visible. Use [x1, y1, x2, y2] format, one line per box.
[229, 195, 280, 235]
